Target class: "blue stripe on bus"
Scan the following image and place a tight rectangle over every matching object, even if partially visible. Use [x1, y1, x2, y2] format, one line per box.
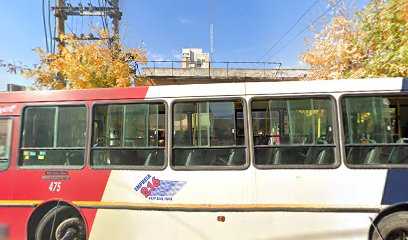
[403, 77, 408, 91]
[381, 169, 408, 204]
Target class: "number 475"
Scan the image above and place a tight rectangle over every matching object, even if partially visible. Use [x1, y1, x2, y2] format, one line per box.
[49, 182, 62, 192]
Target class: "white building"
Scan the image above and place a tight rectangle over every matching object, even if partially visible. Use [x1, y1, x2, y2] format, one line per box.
[181, 48, 210, 69]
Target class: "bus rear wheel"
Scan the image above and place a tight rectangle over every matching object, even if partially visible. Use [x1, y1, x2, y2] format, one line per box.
[34, 205, 86, 240]
[372, 211, 408, 240]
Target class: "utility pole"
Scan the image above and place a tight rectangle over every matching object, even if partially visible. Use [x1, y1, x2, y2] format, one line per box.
[111, 0, 120, 36]
[55, 0, 66, 50]
[110, 0, 121, 50]
[52, 0, 122, 87]
[52, 0, 122, 39]
[54, 0, 67, 86]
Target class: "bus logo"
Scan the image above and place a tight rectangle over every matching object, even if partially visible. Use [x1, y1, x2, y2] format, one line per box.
[0, 105, 17, 115]
[135, 175, 186, 201]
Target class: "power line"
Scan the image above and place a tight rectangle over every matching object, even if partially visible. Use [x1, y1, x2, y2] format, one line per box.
[65, 21, 75, 34]
[256, 0, 320, 63]
[269, 0, 344, 60]
[98, 0, 107, 30]
[233, 0, 269, 42]
[48, 0, 53, 53]
[71, 10, 74, 35]
[42, 0, 50, 52]
[80, 0, 84, 35]
[53, 22, 56, 53]
[103, 0, 110, 31]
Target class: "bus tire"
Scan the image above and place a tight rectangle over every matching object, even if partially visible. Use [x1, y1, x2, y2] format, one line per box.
[372, 211, 408, 240]
[34, 205, 86, 240]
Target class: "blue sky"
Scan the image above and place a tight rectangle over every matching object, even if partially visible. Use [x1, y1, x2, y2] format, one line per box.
[0, 0, 368, 91]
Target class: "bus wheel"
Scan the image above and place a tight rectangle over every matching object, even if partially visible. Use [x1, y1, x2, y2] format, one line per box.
[34, 205, 86, 240]
[372, 211, 408, 240]
[55, 217, 86, 240]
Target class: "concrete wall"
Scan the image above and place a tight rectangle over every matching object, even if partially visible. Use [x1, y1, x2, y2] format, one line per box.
[141, 67, 309, 80]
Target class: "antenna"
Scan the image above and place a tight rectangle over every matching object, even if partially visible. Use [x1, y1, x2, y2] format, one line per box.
[210, 0, 214, 62]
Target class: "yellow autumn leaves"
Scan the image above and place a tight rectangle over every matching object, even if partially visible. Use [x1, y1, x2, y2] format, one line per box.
[302, 0, 408, 80]
[23, 29, 152, 89]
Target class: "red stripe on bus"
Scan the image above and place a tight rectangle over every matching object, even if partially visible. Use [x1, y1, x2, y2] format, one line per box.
[0, 86, 150, 103]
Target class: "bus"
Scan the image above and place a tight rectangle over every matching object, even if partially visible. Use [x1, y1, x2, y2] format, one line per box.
[0, 77, 407, 240]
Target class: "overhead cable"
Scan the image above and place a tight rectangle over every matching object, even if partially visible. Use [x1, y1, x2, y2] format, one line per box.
[48, 0, 54, 53]
[42, 0, 50, 53]
[268, 0, 344, 59]
[256, 0, 320, 63]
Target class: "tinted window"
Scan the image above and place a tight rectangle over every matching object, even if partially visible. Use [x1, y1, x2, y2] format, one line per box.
[172, 100, 246, 168]
[0, 119, 12, 170]
[20, 106, 87, 166]
[252, 97, 335, 167]
[91, 102, 166, 168]
[343, 96, 408, 165]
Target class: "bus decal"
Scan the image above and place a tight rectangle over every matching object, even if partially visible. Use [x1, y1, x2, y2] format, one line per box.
[381, 169, 408, 204]
[0, 104, 17, 115]
[148, 179, 186, 201]
[135, 175, 186, 201]
[48, 181, 62, 192]
[134, 174, 152, 192]
[41, 171, 70, 181]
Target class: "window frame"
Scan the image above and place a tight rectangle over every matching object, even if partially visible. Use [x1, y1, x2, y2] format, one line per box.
[249, 95, 340, 169]
[170, 97, 249, 171]
[0, 118, 13, 172]
[90, 100, 168, 170]
[340, 92, 408, 169]
[18, 104, 88, 170]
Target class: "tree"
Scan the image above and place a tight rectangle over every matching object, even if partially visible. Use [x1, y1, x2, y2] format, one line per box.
[301, 15, 363, 79]
[302, 0, 408, 79]
[350, 0, 408, 78]
[22, 28, 151, 90]
[0, 60, 27, 75]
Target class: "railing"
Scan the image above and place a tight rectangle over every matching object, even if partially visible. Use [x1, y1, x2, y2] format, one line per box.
[140, 60, 284, 79]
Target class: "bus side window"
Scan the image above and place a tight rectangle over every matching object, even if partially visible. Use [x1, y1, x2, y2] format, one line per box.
[252, 97, 336, 168]
[343, 96, 408, 166]
[0, 119, 12, 170]
[172, 99, 246, 168]
[91, 102, 166, 168]
[19, 106, 87, 167]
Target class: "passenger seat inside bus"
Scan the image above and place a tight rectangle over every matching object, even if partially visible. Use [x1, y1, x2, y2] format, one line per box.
[273, 148, 301, 164]
[364, 147, 383, 164]
[304, 148, 319, 164]
[144, 150, 163, 166]
[185, 150, 201, 166]
[254, 148, 275, 165]
[273, 136, 302, 164]
[227, 149, 245, 166]
[389, 138, 408, 164]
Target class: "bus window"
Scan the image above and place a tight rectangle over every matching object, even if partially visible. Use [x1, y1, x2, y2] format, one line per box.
[91, 102, 165, 168]
[252, 97, 336, 167]
[172, 99, 246, 168]
[20, 106, 87, 166]
[0, 119, 12, 170]
[342, 96, 408, 166]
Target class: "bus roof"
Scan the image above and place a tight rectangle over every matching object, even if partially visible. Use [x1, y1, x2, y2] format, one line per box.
[0, 77, 406, 103]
